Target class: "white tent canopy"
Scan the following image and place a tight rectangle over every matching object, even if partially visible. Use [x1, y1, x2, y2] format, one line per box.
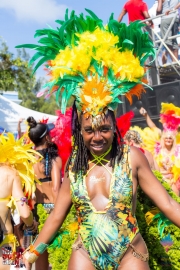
[0, 95, 57, 133]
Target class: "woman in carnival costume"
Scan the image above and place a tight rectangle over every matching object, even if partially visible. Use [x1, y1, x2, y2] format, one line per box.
[139, 104, 180, 196]
[124, 130, 159, 170]
[26, 117, 62, 270]
[17, 9, 180, 270]
[0, 133, 39, 270]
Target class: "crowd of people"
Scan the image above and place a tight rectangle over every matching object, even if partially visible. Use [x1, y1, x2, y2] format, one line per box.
[1, 4, 180, 270]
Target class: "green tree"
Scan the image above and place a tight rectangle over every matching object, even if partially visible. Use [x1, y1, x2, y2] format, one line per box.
[0, 38, 58, 115]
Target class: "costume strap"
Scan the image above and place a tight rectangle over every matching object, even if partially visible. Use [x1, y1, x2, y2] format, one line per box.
[86, 146, 112, 175]
[0, 196, 11, 201]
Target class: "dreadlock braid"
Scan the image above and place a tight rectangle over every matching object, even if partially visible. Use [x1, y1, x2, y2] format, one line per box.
[66, 103, 89, 177]
[108, 111, 124, 168]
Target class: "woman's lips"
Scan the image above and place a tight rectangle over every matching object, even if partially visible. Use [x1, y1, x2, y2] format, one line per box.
[90, 144, 104, 150]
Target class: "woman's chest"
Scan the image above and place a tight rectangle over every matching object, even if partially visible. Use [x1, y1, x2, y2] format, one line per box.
[70, 164, 133, 209]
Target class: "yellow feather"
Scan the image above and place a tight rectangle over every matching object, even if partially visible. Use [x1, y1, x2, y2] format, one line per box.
[130, 126, 161, 154]
[145, 207, 160, 225]
[0, 133, 41, 197]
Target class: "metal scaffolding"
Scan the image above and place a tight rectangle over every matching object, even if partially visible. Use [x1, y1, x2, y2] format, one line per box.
[142, 10, 180, 85]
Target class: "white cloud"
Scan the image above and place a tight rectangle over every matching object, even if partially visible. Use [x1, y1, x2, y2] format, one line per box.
[0, 0, 69, 24]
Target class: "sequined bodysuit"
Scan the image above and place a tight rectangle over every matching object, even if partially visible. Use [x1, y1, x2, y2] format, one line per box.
[69, 145, 139, 270]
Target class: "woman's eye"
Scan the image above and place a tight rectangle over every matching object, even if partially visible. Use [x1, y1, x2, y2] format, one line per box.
[100, 127, 112, 133]
[101, 128, 108, 132]
[84, 129, 93, 133]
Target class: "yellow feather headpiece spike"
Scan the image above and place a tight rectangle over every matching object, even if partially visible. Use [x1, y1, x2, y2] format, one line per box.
[161, 103, 180, 117]
[0, 133, 41, 197]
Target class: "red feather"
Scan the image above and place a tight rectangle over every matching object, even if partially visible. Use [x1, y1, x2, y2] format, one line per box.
[160, 113, 180, 131]
[50, 108, 72, 176]
[116, 111, 135, 138]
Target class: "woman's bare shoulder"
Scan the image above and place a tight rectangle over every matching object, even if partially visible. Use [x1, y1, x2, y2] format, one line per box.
[53, 156, 62, 166]
[129, 146, 149, 167]
[0, 164, 18, 177]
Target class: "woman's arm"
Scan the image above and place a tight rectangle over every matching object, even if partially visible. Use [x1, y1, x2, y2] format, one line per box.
[139, 107, 162, 135]
[23, 174, 72, 263]
[51, 156, 62, 203]
[17, 118, 24, 139]
[131, 147, 180, 227]
[153, 158, 160, 171]
[32, 174, 72, 247]
[12, 171, 33, 226]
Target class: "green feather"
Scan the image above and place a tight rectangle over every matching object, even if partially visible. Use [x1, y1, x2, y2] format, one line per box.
[55, 19, 64, 25]
[29, 52, 44, 66]
[15, 44, 39, 49]
[59, 18, 74, 42]
[85, 8, 101, 21]
[33, 56, 53, 74]
[109, 12, 114, 21]
[65, 8, 69, 21]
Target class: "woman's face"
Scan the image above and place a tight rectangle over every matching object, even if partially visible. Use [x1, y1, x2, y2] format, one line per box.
[81, 114, 115, 156]
[164, 136, 174, 147]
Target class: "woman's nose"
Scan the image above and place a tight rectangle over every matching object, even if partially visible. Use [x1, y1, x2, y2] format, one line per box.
[93, 130, 103, 139]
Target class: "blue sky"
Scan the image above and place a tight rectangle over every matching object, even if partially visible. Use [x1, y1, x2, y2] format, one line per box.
[0, 0, 154, 78]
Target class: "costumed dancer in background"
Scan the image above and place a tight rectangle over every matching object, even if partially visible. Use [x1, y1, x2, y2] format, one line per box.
[17, 10, 180, 270]
[0, 133, 39, 270]
[139, 104, 180, 196]
[26, 117, 62, 270]
[50, 108, 72, 178]
[116, 113, 159, 170]
[124, 130, 159, 170]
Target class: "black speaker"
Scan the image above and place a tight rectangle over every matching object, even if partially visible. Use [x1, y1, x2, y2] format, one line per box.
[154, 80, 180, 112]
[117, 80, 180, 129]
[131, 117, 162, 129]
[124, 86, 158, 118]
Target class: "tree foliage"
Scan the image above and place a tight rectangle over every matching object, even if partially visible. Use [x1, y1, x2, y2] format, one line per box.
[0, 38, 58, 115]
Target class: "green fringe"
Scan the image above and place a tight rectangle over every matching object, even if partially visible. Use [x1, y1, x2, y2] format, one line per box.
[137, 171, 180, 270]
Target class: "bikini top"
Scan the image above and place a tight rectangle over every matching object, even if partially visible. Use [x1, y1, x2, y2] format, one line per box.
[38, 176, 52, 183]
[0, 196, 11, 202]
[69, 145, 139, 270]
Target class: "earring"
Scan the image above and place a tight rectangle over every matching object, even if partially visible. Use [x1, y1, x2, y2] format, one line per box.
[80, 131, 82, 135]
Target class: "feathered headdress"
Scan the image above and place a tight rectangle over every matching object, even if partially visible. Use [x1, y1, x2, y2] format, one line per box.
[16, 9, 155, 126]
[0, 133, 41, 197]
[160, 103, 180, 132]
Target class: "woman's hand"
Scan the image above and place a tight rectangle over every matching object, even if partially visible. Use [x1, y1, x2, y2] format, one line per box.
[139, 107, 147, 116]
[23, 257, 32, 270]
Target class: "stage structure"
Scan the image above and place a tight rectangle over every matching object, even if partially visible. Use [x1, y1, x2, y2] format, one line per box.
[117, 11, 180, 125]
